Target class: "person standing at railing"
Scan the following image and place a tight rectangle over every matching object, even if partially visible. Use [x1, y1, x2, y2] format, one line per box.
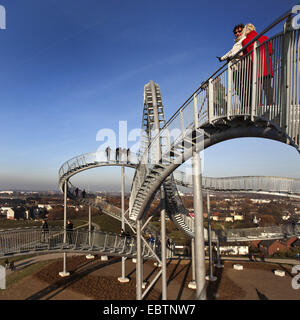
[212, 77, 226, 116]
[82, 189, 86, 198]
[105, 146, 111, 162]
[217, 24, 245, 63]
[217, 24, 246, 111]
[120, 228, 126, 237]
[242, 23, 274, 107]
[116, 147, 120, 162]
[66, 220, 73, 244]
[127, 148, 130, 163]
[9, 261, 15, 272]
[41, 219, 49, 242]
[75, 187, 79, 197]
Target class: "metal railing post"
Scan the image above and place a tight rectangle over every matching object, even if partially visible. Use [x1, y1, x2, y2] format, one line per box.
[74, 230, 79, 248]
[118, 165, 129, 282]
[208, 78, 214, 122]
[251, 41, 258, 121]
[281, 16, 293, 135]
[103, 234, 108, 250]
[88, 206, 92, 246]
[227, 61, 232, 119]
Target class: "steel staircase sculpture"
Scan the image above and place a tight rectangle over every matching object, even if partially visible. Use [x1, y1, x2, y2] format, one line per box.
[58, 151, 137, 223]
[129, 13, 300, 231]
[0, 227, 160, 258]
[174, 172, 300, 197]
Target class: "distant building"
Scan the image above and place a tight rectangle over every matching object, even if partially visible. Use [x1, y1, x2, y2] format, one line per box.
[233, 214, 244, 221]
[212, 212, 220, 221]
[0, 207, 15, 220]
[37, 204, 53, 211]
[251, 199, 271, 204]
[258, 237, 300, 256]
[0, 191, 14, 195]
[218, 242, 249, 256]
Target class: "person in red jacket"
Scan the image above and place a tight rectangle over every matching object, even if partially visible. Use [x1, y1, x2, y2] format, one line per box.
[242, 23, 273, 108]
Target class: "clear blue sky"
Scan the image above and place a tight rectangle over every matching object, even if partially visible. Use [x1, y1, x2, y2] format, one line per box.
[0, 0, 299, 191]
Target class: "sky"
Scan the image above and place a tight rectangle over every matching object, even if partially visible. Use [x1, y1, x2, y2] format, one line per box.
[0, 0, 299, 191]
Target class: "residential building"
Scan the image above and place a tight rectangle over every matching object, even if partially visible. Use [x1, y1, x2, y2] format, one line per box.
[218, 242, 249, 256]
[0, 207, 15, 219]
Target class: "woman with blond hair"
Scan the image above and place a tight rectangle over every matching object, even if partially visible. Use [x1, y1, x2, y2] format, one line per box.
[216, 24, 246, 112]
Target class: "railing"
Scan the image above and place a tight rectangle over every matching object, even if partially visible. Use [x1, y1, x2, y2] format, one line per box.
[129, 11, 300, 217]
[66, 180, 123, 221]
[0, 227, 174, 258]
[173, 173, 300, 196]
[59, 150, 139, 179]
[221, 224, 300, 242]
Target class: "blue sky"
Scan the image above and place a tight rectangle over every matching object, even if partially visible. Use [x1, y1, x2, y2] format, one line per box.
[0, 0, 299, 191]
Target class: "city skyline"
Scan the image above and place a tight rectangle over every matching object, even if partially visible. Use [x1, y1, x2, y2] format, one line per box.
[0, 0, 299, 191]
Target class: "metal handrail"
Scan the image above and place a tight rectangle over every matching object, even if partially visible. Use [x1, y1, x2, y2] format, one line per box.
[139, 8, 295, 161]
[173, 173, 300, 195]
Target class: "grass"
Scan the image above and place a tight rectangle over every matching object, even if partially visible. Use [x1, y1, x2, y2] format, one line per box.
[0, 219, 89, 230]
[0, 254, 37, 267]
[0, 259, 59, 292]
[91, 214, 122, 234]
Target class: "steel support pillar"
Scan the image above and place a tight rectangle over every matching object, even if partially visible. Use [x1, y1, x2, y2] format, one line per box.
[206, 193, 217, 282]
[119, 165, 129, 283]
[86, 205, 95, 259]
[59, 180, 70, 277]
[160, 186, 167, 300]
[215, 239, 224, 268]
[192, 151, 206, 300]
[136, 219, 143, 300]
[188, 238, 197, 289]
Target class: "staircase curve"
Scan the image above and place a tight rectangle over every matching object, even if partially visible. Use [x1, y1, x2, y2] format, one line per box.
[129, 10, 300, 238]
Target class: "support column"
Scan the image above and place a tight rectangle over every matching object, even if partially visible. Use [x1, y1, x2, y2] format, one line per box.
[118, 165, 129, 283]
[188, 238, 197, 289]
[205, 193, 217, 282]
[160, 186, 167, 300]
[136, 219, 142, 300]
[59, 180, 70, 277]
[192, 151, 206, 300]
[215, 239, 224, 268]
[86, 205, 95, 260]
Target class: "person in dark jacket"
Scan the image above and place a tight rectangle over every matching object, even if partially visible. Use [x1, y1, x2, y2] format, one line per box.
[66, 220, 73, 244]
[41, 219, 49, 242]
[9, 261, 15, 271]
[116, 147, 120, 162]
[105, 146, 111, 162]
